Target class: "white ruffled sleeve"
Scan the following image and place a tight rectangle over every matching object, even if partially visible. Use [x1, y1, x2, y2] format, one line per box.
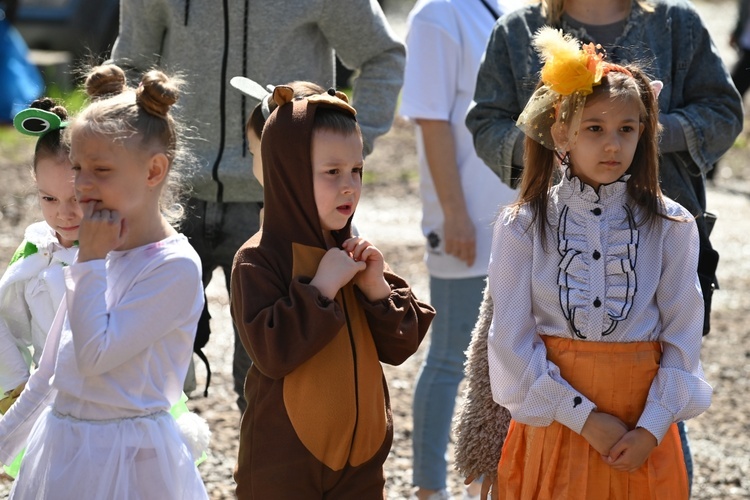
[636, 215, 712, 443]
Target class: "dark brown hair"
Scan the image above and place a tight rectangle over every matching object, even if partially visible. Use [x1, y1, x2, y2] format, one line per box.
[30, 98, 70, 172]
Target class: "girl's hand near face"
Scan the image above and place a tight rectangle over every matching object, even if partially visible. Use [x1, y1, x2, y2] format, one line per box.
[341, 237, 390, 302]
[77, 201, 128, 262]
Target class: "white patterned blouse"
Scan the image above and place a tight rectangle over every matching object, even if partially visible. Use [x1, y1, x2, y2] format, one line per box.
[487, 169, 712, 443]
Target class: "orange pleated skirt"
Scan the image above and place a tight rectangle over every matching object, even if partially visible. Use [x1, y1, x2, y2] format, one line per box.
[497, 336, 688, 500]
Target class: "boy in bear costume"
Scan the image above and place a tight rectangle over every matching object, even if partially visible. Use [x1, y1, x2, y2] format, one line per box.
[231, 87, 435, 499]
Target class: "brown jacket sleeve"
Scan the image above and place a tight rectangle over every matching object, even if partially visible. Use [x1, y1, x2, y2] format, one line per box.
[231, 259, 346, 380]
[357, 271, 435, 366]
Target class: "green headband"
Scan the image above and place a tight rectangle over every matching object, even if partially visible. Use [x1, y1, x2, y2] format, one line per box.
[13, 108, 68, 137]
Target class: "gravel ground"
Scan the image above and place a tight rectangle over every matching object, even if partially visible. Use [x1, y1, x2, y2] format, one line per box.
[1, 1, 750, 498]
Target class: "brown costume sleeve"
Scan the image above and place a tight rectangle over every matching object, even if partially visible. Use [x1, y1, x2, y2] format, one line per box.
[231, 259, 346, 380]
[453, 286, 512, 480]
[356, 271, 435, 366]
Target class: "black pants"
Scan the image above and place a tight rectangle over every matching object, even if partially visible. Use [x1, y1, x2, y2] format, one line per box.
[180, 198, 262, 412]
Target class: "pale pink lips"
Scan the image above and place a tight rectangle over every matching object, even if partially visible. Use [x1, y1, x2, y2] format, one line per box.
[337, 203, 353, 215]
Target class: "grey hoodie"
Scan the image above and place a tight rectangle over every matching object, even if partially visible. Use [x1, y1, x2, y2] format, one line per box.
[111, 0, 405, 203]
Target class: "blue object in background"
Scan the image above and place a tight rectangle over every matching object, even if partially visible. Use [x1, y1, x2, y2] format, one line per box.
[0, 9, 44, 123]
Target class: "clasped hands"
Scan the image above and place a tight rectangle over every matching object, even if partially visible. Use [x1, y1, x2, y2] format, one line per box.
[466, 410, 659, 500]
[580, 410, 657, 472]
[310, 236, 390, 302]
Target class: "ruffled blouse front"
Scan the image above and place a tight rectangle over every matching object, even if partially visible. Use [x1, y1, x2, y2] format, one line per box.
[554, 171, 638, 339]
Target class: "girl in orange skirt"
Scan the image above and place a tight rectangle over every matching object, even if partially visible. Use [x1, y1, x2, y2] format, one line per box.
[485, 27, 712, 500]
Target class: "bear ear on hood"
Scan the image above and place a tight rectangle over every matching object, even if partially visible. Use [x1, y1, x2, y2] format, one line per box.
[272, 86, 295, 107]
[307, 88, 357, 117]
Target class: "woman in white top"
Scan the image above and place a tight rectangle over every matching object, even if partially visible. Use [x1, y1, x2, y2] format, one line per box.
[400, 1, 519, 498]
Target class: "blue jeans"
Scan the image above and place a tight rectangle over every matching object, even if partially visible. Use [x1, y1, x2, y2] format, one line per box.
[412, 276, 486, 490]
[678, 420, 693, 494]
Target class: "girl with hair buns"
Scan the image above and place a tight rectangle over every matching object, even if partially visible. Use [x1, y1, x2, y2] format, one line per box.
[0, 64, 209, 499]
[475, 28, 712, 499]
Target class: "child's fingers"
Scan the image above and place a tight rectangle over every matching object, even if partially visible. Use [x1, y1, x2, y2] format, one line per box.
[356, 245, 375, 262]
[608, 440, 626, 461]
[351, 239, 373, 261]
[341, 236, 362, 252]
[82, 200, 97, 219]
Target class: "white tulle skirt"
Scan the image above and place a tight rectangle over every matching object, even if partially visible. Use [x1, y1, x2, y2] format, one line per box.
[9, 407, 208, 500]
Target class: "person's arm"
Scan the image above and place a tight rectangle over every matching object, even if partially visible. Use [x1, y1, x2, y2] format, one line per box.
[318, 0, 405, 156]
[418, 120, 477, 266]
[109, 0, 169, 75]
[0, 315, 29, 396]
[0, 300, 63, 464]
[400, 8, 477, 265]
[465, 20, 529, 187]
[357, 270, 434, 366]
[635, 209, 712, 444]
[63, 256, 202, 376]
[657, 5, 743, 172]
[231, 253, 348, 380]
[486, 208, 597, 433]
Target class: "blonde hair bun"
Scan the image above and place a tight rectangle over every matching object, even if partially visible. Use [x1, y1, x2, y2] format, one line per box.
[136, 70, 180, 118]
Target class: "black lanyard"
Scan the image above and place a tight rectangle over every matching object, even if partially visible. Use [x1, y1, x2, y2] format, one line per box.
[479, 0, 500, 20]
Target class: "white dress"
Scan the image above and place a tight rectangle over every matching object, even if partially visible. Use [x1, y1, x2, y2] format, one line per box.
[0, 234, 208, 500]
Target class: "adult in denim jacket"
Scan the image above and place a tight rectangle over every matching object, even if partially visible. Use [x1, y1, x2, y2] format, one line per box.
[464, 0, 742, 494]
[466, 0, 742, 338]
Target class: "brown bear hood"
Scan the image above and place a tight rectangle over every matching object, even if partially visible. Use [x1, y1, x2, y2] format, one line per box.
[260, 87, 358, 250]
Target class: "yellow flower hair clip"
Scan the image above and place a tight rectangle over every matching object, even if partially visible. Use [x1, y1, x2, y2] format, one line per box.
[537, 28, 605, 96]
[517, 27, 632, 152]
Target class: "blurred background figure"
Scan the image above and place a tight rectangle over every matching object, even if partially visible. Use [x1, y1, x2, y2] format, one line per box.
[731, 0, 750, 99]
[0, 0, 43, 123]
[400, 0, 519, 498]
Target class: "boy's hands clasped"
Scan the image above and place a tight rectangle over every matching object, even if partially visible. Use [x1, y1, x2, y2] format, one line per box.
[310, 237, 390, 302]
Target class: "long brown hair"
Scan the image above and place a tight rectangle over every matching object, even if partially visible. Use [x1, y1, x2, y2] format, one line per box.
[515, 65, 664, 242]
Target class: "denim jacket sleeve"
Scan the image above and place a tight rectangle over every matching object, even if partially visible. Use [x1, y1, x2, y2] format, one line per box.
[648, 1, 743, 174]
[465, 7, 544, 187]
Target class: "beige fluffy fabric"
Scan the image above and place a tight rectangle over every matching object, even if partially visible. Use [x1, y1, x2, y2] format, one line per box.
[453, 285, 511, 480]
